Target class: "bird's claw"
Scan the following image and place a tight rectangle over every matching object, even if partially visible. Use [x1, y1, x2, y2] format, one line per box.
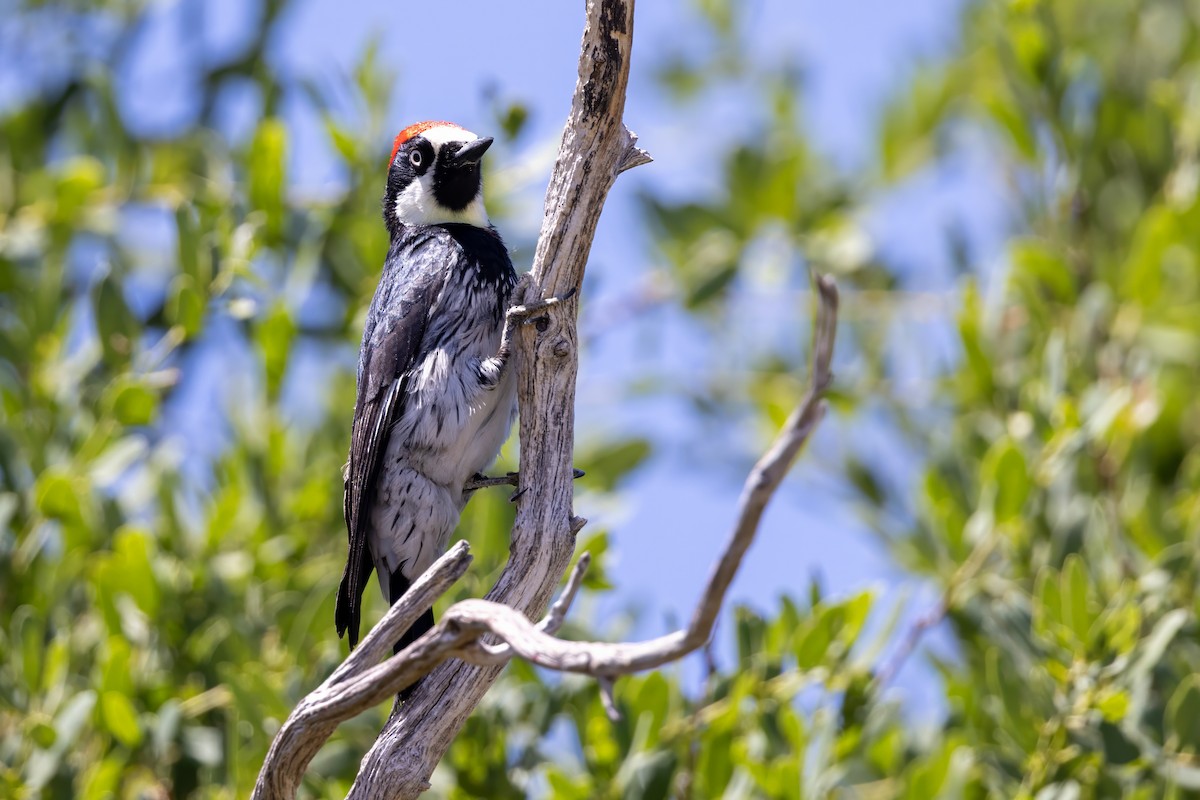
[465, 468, 586, 496]
[506, 286, 577, 325]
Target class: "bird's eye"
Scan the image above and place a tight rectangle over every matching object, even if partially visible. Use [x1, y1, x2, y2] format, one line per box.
[409, 150, 423, 167]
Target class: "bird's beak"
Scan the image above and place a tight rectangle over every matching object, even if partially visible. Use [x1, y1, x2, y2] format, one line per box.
[450, 137, 493, 167]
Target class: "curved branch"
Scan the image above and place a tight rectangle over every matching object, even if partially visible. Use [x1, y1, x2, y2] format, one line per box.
[252, 542, 473, 800]
[442, 276, 837, 680]
[254, 271, 838, 797]
[459, 552, 593, 666]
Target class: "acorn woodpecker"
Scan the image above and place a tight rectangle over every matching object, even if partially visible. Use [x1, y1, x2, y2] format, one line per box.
[335, 121, 520, 656]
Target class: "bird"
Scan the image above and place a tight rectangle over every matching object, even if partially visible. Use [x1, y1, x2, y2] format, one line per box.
[335, 120, 525, 661]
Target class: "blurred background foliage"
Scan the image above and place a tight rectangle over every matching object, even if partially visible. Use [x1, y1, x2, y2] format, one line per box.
[2, 0, 1200, 798]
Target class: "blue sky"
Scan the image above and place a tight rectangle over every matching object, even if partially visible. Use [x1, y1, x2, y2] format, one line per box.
[33, 0, 1019, 720]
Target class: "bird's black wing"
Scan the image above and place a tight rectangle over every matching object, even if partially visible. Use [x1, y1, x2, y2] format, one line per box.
[335, 240, 447, 648]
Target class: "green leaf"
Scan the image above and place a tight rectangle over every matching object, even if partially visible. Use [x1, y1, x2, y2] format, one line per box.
[956, 282, 994, 401]
[575, 531, 613, 591]
[81, 757, 123, 800]
[736, 606, 767, 666]
[577, 438, 651, 492]
[14, 606, 42, 690]
[1034, 566, 1063, 643]
[1011, 239, 1075, 302]
[795, 607, 833, 670]
[837, 591, 873, 649]
[632, 673, 671, 747]
[496, 101, 530, 141]
[1096, 689, 1129, 723]
[248, 117, 288, 242]
[53, 156, 105, 222]
[700, 730, 735, 794]
[983, 438, 1029, 522]
[1061, 555, 1094, 647]
[167, 274, 206, 338]
[35, 469, 83, 524]
[256, 303, 296, 400]
[106, 380, 158, 426]
[324, 117, 360, 164]
[879, 67, 953, 179]
[93, 275, 138, 366]
[175, 205, 209, 286]
[100, 691, 142, 748]
[28, 717, 56, 749]
[1167, 675, 1200, 753]
[1100, 601, 1142, 656]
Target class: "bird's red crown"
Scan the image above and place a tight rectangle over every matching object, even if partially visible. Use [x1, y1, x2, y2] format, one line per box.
[389, 120, 466, 167]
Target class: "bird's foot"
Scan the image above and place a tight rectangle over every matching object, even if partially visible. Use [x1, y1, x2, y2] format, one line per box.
[464, 472, 519, 492]
[488, 284, 578, 384]
[506, 286, 578, 327]
[463, 468, 585, 496]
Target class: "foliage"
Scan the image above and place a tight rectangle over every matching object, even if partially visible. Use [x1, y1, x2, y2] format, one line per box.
[606, 0, 1200, 796]
[868, 0, 1200, 795]
[0, 1, 548, 796]
[3, 0, 1200, 798]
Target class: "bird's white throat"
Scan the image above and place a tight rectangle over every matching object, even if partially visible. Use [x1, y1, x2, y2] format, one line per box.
[394, 178, 490, 228]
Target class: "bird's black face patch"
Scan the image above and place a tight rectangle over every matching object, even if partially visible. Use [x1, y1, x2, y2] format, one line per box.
[431, 142, 483, 212]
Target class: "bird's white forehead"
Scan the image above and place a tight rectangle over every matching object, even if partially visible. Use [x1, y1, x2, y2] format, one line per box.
[420, 125, 479, 148]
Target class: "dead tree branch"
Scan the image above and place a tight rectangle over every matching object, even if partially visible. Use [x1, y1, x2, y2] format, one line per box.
[345, 0, 647, 792]
[253, 0, 839, 795]
[253, 272, 838, 798]
[440, 276, 837, 685]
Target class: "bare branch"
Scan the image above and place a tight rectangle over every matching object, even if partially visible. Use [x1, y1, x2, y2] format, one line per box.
[347, 0, 647, 796]
[253, 2, 838, 794]
[460, 552, 593, 666]
[599, 676, 621, 720]
[253, 273, 838, 798]
[873, 525, 1001, 688]
[617, 129, 653, 173]
[252, 542, 473, 800]
[392, 277, 839, 684]
[542, 552, 592, 636]
[331, 540, 473, 684]
[874, 598, 948, 688]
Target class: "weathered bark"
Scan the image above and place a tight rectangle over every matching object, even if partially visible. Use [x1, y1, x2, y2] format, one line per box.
[252, 0, 842, 796]
[251, 543, 475, 800]
[251, 273, 839, 797]
[346, 0, 646, 796]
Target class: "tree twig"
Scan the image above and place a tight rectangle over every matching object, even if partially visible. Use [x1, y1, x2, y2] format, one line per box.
[377, 279, 837, 696]
[873, 529, 1000, 688]
[458, 553, 593, 666]
[432, 277, 838, 683]
[873, 598, 948, 688]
